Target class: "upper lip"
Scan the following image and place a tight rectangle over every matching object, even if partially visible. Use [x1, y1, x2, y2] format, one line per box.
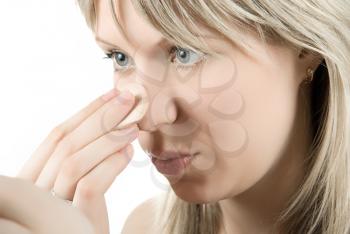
[147, 150, 193, 161]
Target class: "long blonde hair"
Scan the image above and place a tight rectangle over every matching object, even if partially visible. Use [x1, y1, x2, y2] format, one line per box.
[75, 0, 350, 233]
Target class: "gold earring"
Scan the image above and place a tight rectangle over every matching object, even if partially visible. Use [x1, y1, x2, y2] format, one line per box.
[299, 49, 308, 58]
[304, 67, 314, 84]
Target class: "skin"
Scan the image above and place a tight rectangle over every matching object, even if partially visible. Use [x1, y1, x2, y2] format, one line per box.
[94, 0, 323, 234]
[0, 175, 95, 234]
[12, 89, 140, 234]
[0, 1, 323, 234]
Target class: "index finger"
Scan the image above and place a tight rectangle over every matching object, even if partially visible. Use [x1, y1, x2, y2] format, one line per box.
[56, 88, 121, 138]
[17, 89, 120, 181]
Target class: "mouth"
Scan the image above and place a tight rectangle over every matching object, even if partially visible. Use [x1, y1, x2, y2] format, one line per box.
[147, 150, 195, 161]
[148, 150, 197, 175]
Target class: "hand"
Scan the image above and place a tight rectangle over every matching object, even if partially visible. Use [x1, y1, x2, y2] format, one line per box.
[15, 89, 140, 234]
[0, 175, 95, 234]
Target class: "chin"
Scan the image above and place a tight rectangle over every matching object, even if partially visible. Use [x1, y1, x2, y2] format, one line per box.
[169, 181, 223, 204]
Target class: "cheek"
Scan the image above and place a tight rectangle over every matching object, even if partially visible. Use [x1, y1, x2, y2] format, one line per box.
[234, 53, 298, 160]
[188, 53, 247, 160]
[191, 53, 247, 154]
[191, 53, 299, 195]
[224, 68, 297, 195]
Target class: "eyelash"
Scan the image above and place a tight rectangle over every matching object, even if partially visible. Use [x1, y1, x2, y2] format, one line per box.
[102, 46, 206, 73]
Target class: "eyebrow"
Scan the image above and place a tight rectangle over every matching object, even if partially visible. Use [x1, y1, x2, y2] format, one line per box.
[97, 1, 172, 53]
[95, 35, 173, 53]
[95, 36, 123, 50]
[95, 2, 172, 57]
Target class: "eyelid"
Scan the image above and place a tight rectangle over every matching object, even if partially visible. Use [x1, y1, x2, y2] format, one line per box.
[169, 46, 207, 66]
[104, 49, 129, 59]
[168, 46, 205, 57]
[103, 46, 207, 72]
[104, 49, 135, 72]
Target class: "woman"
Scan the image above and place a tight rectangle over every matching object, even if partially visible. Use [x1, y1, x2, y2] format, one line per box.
[2, 0, 349, 233]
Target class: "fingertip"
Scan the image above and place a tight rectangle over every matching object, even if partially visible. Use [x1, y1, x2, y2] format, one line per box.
[101, 88, 120, 101]
[126, 144, 134, 156]
[119, 144, 134, 162]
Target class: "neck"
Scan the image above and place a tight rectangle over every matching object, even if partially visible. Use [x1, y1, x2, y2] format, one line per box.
[219, 84, 313, 234]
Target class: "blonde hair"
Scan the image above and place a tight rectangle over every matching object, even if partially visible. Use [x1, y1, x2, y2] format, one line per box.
[75, 0, 350, 233]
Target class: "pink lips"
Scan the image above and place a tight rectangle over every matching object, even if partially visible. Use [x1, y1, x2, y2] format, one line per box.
[149, 150, 192, 160]
[149, 150, 195, 175]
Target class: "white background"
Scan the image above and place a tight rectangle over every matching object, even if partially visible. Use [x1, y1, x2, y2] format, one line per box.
[0, 1, 168, 233]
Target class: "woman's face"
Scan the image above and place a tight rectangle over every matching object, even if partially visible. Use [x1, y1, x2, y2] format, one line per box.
[95, 0, 311, 203]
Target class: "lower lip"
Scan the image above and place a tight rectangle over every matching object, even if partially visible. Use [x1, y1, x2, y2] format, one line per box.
[151, 155, 194, 175]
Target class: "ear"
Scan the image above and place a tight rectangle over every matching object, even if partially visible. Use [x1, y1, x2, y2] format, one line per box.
[298, 48, 324, 70]
[297, 48, 324, 83]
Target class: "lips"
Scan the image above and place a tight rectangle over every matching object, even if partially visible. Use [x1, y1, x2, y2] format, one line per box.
[149, 150, 196, 175]
[148, 150, 193, 161]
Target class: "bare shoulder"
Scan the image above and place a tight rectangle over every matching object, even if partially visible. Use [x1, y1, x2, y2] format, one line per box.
[121, 193, 164, 234]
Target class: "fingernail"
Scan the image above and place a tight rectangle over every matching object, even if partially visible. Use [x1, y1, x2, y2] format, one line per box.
[125, 145, 134, 158]
[128, 127, 139, 142]
[110, 128, 137, 142]
[120, 90, 134, 99]
[121, 145, 134, 160]
[117, 125, 139, 138]
[127, 125, 139, 138]
[114, 91, 134, 105]
[102, 89, 119, 101]
[127, 145, 133, 155]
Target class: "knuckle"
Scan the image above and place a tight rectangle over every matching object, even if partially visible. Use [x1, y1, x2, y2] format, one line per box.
[59, 157, 79, 183]
[56, 136, 76, 156]
[76, 180, 98, 200]
[49, 124, 66, 142]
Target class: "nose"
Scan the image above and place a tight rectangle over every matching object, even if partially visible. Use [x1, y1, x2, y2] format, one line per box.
[137, 84, 201, 137]
[113, 44, 180, 132]
[114, 77, 179, 132]
[113, 47, 199, 134]
[138, 88, 178, 132]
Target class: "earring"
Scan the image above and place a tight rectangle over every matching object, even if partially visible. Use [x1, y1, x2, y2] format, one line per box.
[299, 49, 308, 59]
[304, 67, 314, 84]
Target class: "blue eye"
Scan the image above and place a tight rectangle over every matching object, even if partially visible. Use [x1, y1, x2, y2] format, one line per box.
[103, 51, 132, 72]
[113, 52, 128, 66]
[170, 47, 205, 67]
[103, 46, 206, 73]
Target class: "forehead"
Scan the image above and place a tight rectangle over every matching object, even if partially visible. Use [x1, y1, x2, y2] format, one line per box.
[95, 0, 166, 49]
[94, 0, 219, 50]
